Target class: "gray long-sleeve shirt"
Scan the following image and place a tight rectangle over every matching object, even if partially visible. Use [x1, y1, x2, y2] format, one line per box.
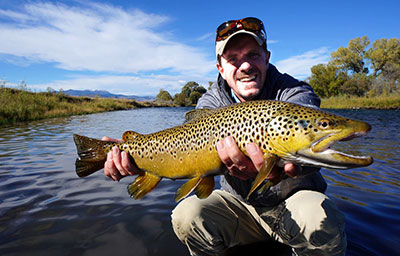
[196, 64, 327, 207]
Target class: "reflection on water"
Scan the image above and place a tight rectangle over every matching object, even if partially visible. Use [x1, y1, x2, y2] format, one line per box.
[0, 107, 399, 256]
[321, 109, 400, 255]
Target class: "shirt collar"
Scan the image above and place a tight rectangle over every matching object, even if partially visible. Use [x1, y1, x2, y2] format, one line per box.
[230, 88, 241, 103]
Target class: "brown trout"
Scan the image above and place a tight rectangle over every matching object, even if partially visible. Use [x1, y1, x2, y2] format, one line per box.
[73, 100, 373, 201]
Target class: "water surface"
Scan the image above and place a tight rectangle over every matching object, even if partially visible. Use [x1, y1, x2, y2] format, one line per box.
[0, 107, 399, 255]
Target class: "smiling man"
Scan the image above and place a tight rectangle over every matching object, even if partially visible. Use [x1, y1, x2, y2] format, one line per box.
[170, 17, 347, 256]
[103, 17, 347, 256]
[216, 33, 269, 102]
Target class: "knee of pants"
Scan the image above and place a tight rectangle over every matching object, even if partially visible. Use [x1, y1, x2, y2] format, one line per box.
[284, 191, 346, 250]
[171, 195, 203, 241]
[171, 192, 238, 245]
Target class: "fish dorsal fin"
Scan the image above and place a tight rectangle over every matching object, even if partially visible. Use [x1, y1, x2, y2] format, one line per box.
[184, 108, 213, 123]
[122, 130, 140, 141]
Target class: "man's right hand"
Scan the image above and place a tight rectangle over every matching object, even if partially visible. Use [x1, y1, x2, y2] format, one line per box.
[216, 136, 302, 183]
[102, 136, 140, 181]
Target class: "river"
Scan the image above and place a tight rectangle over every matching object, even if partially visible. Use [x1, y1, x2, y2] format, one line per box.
[0, 107, 399, 256]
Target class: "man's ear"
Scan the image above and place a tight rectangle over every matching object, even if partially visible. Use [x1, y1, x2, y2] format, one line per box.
[216, 62, 225, 79]
[265, 50, 271, 64]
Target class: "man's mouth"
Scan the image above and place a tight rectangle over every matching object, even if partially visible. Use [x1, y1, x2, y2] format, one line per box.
[237, 75, 256, 82]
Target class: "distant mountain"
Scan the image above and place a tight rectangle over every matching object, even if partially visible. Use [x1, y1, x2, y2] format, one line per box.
[63, 89, 155, 101]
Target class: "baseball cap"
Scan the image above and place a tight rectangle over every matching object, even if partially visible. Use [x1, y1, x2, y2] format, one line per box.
[215, 17, 267, 58]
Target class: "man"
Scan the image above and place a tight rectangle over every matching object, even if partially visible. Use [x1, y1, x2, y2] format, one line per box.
[104, 17, 346, 256]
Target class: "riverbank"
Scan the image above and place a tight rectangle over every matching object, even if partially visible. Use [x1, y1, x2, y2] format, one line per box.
[2, 88, 399, 125]
[0, 88, 173, 125]
[320, 94, 400, 109]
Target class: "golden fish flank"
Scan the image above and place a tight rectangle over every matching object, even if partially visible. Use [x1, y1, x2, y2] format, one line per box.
[73, 100, 373, 201]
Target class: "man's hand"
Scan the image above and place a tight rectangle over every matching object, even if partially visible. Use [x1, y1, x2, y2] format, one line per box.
[102, 136, 140, 181]
[216, 136, 301, 183]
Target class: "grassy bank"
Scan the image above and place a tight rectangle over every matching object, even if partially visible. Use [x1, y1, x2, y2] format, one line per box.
[0, 88, 172, 125]
[2, 87, 399, 126]
[321, 94, 400, 109]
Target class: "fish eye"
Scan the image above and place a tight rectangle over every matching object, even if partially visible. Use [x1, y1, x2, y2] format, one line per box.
[317, 119, 331, 129]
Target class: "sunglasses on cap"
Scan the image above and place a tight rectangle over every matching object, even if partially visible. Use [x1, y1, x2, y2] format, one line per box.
[215, 17, 266, 42]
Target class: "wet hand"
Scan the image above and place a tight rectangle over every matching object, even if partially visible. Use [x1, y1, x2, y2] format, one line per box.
[216, 136, 302, 182]
[102, 136, 140, 181]
[216, 136, 258, 180]
[282, 162, 302, 178]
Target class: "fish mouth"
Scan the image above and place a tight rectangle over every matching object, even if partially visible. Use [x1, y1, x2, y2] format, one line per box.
[297, 122, 373, 169]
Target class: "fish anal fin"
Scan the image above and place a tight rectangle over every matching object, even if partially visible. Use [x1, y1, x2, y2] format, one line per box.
[175, 176, 201, 202]
[194, 176, 215, 199]
[246, 154, 278, 200]
[127, 172, 161, 200]
[122, 131, 140, 141]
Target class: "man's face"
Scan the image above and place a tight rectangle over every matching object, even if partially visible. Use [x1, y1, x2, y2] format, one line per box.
[217, 34, 270, 102]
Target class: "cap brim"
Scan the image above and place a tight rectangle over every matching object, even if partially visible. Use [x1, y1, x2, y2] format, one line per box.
[216, 30, 265, 58]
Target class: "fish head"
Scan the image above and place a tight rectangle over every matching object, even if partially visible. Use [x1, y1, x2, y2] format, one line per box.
[267, 105, 373, 169]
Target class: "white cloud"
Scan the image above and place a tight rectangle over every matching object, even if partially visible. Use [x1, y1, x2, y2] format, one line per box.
[0, 8, 32, 21]
[275, 47, 330, 80]
[0, 2, 331, 96]
[0, 2, 215, 75]
[267, 40, 279, 45]
[195, 32, 214, 41]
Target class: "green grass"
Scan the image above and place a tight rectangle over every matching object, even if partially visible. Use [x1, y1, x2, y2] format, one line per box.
[321, 94, 400, 109]
[2, 87, 399, 126]
[0, 88, 171, 125]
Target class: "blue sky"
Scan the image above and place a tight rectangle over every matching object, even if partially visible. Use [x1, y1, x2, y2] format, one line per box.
[0, 0, 399, 96]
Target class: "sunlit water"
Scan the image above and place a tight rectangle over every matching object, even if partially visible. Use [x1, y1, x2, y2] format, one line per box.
[0, 107, 399, 256]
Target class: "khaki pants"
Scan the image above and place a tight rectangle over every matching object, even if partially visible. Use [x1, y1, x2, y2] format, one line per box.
[171, 190, 346, 256]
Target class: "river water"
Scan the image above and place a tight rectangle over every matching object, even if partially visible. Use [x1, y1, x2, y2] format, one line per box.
[0, 107, 399, 256]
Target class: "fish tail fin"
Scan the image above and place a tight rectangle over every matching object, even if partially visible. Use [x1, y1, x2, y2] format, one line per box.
[75, 160, 106, 178]
[73, 134, 114, 177]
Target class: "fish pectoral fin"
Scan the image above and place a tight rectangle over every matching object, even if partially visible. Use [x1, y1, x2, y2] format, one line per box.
[127, 172, 161, 200]
[257, 167, 285, 194]
[175, 176, 201, 202]
[194, 176, 215, 199]
[246, 153, 278, 200]
[256, 180, 274, 194]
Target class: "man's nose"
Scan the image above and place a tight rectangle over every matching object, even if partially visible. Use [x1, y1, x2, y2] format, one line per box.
[239, 60, 251, 72]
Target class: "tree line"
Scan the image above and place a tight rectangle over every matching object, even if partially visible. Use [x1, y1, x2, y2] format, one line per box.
[158, 36, 399, 103]
[156, 81, 208, 106]
[308, 36, 400, 98]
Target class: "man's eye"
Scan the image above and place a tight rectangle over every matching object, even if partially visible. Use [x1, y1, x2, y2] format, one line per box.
[228, 57, 237, 63]
[249, 53, 260, 59]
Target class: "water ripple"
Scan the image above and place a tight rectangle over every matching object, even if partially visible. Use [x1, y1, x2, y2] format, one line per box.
[0, 108, 399, 256]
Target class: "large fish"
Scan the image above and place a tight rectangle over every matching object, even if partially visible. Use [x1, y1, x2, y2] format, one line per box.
[73, 100, 373, 201]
